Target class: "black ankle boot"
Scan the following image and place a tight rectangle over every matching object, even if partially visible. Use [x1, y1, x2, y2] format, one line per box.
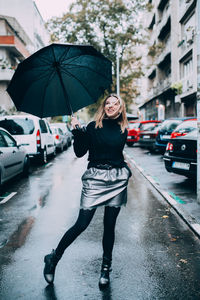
[43, 249, 60, 284]
[99, 257, 112, 289]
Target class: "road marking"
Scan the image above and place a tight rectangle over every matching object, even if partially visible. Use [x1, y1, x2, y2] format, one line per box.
[0, 192, 17, 204]
[191, 224, 200, 236]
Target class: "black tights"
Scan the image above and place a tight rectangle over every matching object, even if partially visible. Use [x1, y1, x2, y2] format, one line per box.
[55, 206, 121, 260]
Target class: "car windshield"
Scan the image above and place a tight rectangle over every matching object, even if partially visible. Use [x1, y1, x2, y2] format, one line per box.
[174, 120, 197, 133]
[0, 118, 34, 135]
[140, 122, 159, 131]
[128, 123, 140, 129]
[160, 119, 182, 131]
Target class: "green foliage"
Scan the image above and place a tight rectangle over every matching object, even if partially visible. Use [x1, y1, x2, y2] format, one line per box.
[148, 42, 164, 57]
[171, 81, 183, 95]
[47, 0, 145, 116]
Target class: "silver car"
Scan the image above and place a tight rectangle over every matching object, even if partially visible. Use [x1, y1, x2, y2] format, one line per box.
[0, 127, 30, 186]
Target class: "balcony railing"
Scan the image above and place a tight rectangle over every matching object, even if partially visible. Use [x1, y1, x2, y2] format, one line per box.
[157, 5, 170, 34]
[179, 0, 194, 20]
[147, 76, 172, 99]
[157, 38, 171, 66]
[0, 36, 30, 60]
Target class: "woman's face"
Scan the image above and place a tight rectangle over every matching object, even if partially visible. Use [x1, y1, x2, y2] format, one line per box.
[104, 96, 121, 119]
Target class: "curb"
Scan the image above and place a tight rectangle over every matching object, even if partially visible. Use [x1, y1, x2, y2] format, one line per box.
[124, 152, 200, 239]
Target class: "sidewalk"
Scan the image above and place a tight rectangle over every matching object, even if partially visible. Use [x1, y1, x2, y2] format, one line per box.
[124, 149, 200, 239]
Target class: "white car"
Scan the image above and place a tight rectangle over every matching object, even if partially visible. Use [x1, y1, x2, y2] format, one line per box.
[0, 127, 30, 186]
[51, 122, 72, 147]
[0, 114, 56, 164]
[50, 125, 65, 152]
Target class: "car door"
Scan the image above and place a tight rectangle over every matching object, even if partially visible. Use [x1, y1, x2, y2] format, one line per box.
[0, 129, 24, 180]
[39, 119, 54, 156]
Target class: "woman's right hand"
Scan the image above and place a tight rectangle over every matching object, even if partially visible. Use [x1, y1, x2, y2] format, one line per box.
[71, 116, 81, 129]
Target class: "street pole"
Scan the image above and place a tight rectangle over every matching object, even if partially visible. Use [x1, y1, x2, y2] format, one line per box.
[116, 43, 120, 96]
[197, 0, 200, 203]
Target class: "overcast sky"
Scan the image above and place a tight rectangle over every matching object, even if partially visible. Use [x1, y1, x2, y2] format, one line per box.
[34, 0, 74, 21]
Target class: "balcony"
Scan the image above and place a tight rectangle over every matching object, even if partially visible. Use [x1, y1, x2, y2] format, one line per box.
[157, 76, 172, 93]
[179, 0, 196, 23]
[147, 76, 172, 99]
[0, 36, 30, 60]
[0, 68, 14, 81]
[157, 6, 170, 38]
[157, 38, 171, 67]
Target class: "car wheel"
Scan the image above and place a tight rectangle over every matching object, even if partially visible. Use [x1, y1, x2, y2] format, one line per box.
[60, 144, 64, 152]
[40, 148, 47, 164]
[22, 156, 30, 177]
[53, 145, 56, 157]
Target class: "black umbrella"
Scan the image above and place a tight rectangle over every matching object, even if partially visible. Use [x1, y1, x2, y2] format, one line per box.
[7, 43, 112, 118]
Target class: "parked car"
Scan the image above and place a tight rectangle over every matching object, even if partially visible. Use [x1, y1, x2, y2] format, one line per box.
[155, 118, 189, 153]
[126, 120, 161, 147]
[51, 122, 72, 147]
[163, 127, 197, 178]
[0, 114, 56, 164]
[126, 121, 141, 146]
[50, 124, 65, 152]
[170, 118, 197, 139]
[139, 123, 162, 151]
[0, 127, 30, 187]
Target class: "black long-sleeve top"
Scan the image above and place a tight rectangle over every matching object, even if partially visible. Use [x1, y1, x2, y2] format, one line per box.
[72, 118, 128, 169]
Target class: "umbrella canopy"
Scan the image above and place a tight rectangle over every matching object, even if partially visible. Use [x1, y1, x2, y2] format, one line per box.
[7, 43, 112, 118]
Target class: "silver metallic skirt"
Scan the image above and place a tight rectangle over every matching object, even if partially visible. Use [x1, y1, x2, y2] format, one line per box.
[80, 167, 130, 210]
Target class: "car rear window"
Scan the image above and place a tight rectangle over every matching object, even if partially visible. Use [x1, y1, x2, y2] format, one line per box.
[140, 122, 159, 131]
[0, 118, 35, 135]
[174, 120, 197, 133]
[39, 120, 48, 133]
[160, 120, 182, 131]
[128, 123, 140, 129]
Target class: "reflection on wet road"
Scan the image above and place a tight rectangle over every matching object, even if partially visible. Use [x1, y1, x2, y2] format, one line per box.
[0, 147, 200, 299]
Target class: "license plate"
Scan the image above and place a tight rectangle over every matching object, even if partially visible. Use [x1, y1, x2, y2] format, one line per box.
[127, 136, 133, 139]
[143, 135, 150, 139]
[162, 135, 171, 139]
[172, 161, 190, 170]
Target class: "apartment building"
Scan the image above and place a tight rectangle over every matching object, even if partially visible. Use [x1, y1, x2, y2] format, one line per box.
[138, 0, 197, 120]
[0, 0, 49, 111]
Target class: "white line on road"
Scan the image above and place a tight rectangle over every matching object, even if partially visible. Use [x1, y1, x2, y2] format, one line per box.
[0, 192, 17, 204]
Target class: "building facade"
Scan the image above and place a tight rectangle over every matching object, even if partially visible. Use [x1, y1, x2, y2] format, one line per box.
[138, 0, 197, 120]
[0, 0, 49, 112]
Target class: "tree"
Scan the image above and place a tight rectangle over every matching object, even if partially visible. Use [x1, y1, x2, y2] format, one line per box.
[47, 0, 145, 116]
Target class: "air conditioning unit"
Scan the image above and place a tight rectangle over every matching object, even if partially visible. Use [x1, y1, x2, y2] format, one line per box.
[187, 79, 193, 89]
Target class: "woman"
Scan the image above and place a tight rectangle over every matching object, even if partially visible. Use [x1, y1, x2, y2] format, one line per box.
[43, 94, 131, 288]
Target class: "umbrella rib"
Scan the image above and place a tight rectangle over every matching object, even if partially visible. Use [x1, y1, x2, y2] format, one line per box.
[41, 69, 57, 118]
[61, 63, 111, 81]
[58, 47, 71, 64]
[60, 66, 97, 101]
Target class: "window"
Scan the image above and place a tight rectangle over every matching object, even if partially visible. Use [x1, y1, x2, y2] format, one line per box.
[0, 119, 34, 135]
[39, 120, 48, 133]
[180, 55, 193, 79]
[1, 131, 16, 147]
[0, 132, 7, 147]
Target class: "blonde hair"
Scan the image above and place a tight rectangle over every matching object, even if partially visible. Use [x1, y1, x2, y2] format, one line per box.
[94, 94, 128, 133]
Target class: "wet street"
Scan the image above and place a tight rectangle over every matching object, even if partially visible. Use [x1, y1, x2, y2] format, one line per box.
[0, 146, 200, 299]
